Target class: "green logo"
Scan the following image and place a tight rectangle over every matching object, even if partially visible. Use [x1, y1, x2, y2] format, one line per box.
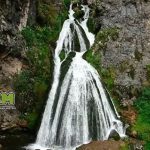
[0, 92, 16, 109]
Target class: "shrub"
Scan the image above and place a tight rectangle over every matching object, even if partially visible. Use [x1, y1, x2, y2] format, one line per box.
[14, 4, 69, 129]
[133, 87, 150, 149]
[14, 26, 54, 128]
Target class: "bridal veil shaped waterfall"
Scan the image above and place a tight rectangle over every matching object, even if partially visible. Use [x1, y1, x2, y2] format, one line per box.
[26, 4, 126, 150]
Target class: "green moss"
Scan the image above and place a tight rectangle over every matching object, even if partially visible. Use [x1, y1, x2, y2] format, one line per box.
[146, 65, 150, 82]
[145, 142, 150, 150]
[133, 87, 150, 149]
[87, 17, 96, 33]
[101, 67, 116, 90]
[37, 0, 58, 26]
[112, 98, 121, 112]
[120, 143, 129, 150]
[134, 49, 143, 61]
[119, 60, 129, 73]
[59, 50, 66, 61]
[36, 0, 68, 27]
[25, 112, 39, 129]
[73, 9, 84, 20]
[128, 65, 135, 79]
[18, 111, 39, 129]
[84, 49, 116, 91]
[83, 49, 101, 73]
[15, 27, 54, 128]
[64, 0, 71, 8]
[14, 5, 69, 129]
[95, 27, 120, 52]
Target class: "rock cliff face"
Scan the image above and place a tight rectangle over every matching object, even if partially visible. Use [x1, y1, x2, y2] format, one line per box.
[0, 0, 60, 131]
[0, 0, 31, 131]
[90, 0, 150, 99]
[0, 0, 31, 55]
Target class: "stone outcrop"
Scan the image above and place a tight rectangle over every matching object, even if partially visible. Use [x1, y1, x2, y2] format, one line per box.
[0, 0, 31, 56]
[90, 0, 150, 99]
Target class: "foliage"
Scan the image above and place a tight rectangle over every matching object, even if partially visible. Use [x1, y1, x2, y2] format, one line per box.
[84, 49, 116, 91]
[133, 87, 150, 149]
[25, 112, 39, 129]
[120, 142, 129, 150]
[64, 0, 71, 8]
[14, 70, 34, 113]
[95, 27, 120, 52]
[14, 8, 69, 129]
[119, 60, 129, 73]
[83, 49, 101, 73]
[87, 17, 96, 33]
[37, 4, 57, 26]
[15, 26, 53, 128]
[36, 0, 69, 26]
[14, 0, 68, 129]
[146, 65, 150, 82]
[84, 49, 128, 112]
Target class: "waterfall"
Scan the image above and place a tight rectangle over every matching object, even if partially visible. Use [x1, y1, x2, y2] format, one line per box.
[26, 4, 126, 150]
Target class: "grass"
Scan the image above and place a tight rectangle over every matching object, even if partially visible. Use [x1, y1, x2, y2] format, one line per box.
[133, 87, 150, 149]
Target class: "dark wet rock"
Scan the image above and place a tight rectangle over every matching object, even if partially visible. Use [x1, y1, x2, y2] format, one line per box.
[74, 8, 85, 20]
[0, 144, 2, 149]
[108, 130, 120, 141]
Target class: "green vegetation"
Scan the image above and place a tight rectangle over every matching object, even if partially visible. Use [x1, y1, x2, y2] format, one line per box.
[120, 142, 129, 150]
[37, 1, 57, 26]
[119, 60, 129, 73]
[87, 17, 96, 33]
[14, 27, 53, 129]
[25, 112, 39, 129]
[73, 9, 84, 20]
[37, 0, 68, 26]
[134, 49, 143, 61]
[14, 6, 69, 129]
[95, 27, 120, 52]
[133, 87, 150, 149]
[146, 65, 150, 82]
[83, 49, 101, 74]
[84, 49, 116, 91]
[64, 0, 71, 8]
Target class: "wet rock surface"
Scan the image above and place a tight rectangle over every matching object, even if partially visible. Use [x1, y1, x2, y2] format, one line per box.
[0, 132, 35, 150]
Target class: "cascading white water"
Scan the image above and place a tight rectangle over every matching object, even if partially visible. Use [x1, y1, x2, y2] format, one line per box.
[26, 4, 126, 150]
